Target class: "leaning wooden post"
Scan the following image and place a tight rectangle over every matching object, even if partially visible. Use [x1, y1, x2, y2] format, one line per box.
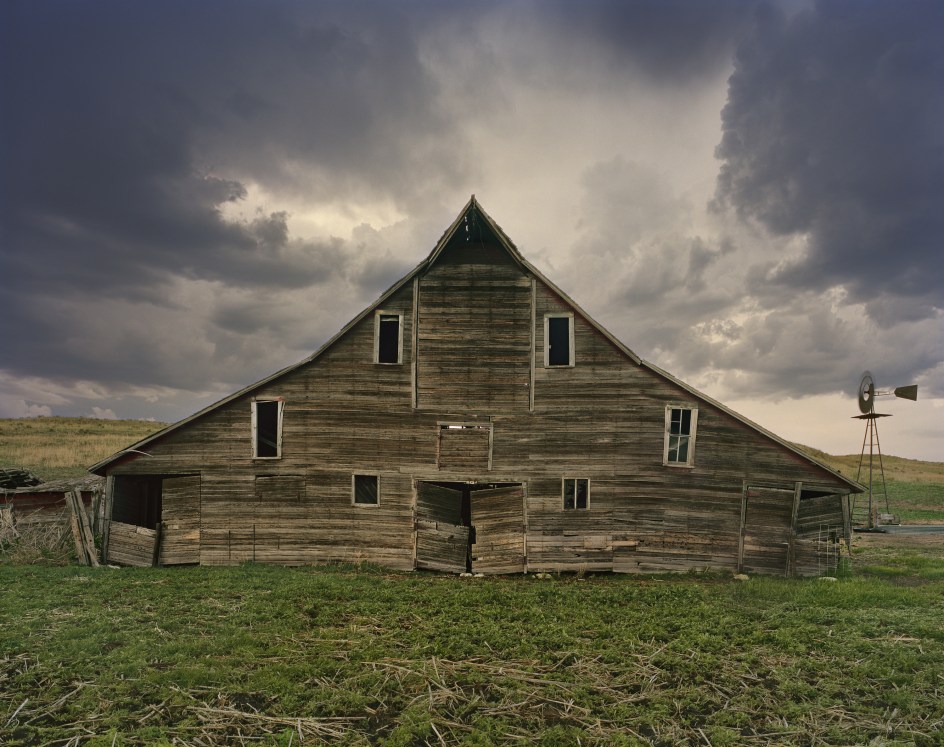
[151, 522, 164, 567]
[75, 490, 100, 568]
[788, 482, 802, 578]
[67, 492, 88, 566]
[101, 476, 115, 564]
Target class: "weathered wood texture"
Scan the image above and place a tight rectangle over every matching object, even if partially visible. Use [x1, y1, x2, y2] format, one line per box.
[107, 521, 156, 567]
[741, 487, 793, 577]
[471, 485, 526, 574]
[417, 241, 531, 412]
[438, 427, 490, 471]
[159, 475, 200, 565]
[101, 211, 854, 576]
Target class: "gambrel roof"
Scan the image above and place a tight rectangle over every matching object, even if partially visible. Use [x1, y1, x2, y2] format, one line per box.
[90, 197, 862, 493]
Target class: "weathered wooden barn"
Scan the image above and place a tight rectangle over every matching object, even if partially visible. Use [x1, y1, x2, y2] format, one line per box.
[91, 198, 860, 576]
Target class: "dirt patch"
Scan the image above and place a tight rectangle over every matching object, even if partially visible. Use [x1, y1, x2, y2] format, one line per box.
[853, 529, 944, 553]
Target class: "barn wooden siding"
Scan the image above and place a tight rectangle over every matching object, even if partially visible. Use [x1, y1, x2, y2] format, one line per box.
[98, 199, 856, 575]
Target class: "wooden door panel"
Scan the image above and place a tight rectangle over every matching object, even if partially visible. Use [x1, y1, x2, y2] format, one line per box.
[415, 483, 467, 573]
[741, 487, 793, 576]
[160, 475, 201, 565]
[471, 485, 525, 574]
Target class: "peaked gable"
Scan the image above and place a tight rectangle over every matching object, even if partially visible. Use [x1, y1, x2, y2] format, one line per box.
[90, 198, 860, 493]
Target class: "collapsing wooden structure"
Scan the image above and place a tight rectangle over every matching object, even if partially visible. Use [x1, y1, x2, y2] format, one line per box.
[90, 198, 860, 576]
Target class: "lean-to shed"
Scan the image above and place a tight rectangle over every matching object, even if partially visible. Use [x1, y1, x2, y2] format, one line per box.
[91, 197, 861, 576]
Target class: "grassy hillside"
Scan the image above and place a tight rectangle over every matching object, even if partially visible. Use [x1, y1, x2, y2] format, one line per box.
[794, 444, 944, 523]
[0, 417, 168, 481]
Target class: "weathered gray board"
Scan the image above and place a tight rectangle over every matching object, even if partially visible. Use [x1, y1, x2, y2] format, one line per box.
[415, 482, 468, 573]
[740, 486, 794, 576]
[108, 521, 156, 567]
[159, 475, 200, 565]
[471, 485, 526, 574]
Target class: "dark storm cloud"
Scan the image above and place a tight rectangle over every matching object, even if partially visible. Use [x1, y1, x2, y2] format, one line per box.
[536, 0, 749, 83]
[0, 0, 456, 391]
[714, 0, 944, 313]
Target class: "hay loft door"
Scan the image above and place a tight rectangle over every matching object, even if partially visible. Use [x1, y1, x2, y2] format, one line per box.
[415, 482, 470, 573]
[471, 484, 526, 575]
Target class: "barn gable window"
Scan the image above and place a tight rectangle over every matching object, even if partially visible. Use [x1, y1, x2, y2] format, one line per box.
[563, 478, 589, 510]
[252, 400, 283, 459]
[352, 474, 380, 505]
[664, 406, 698, 467]
[375, 311, 403, 364]
[544, 313, 574, 367]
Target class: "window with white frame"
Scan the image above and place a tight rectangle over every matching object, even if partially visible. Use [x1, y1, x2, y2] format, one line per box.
[544, 313, 574, 367]
[252, 399, 284, 459]
[664, 406, 698, 466]
[352, 474, 380, 505]
[563, 478, 589, 510]
[375, 312, 403, 364]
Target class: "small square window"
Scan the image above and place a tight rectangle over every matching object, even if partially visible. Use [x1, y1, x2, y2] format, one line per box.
[545, 313, 574, 367]
[375, 312, 402, 364]
[664, 406, 698, 466]
[353, 474, 379, 505]
[563, 478, 589, 510]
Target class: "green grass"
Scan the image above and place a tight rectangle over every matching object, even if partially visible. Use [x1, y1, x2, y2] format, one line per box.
[2, 561, 943, 746]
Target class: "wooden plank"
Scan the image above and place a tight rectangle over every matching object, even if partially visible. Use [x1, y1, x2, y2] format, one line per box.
[472, 485, 525, 574]
[107, 522, 157, 567]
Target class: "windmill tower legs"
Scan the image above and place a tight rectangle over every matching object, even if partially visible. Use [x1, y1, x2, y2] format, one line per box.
[852, 413, 894, 531]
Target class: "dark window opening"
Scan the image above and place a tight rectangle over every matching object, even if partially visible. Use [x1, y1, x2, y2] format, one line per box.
[547, 316, 572, 366]
[255, 400, 280, 458]
[353, 474, 379, 505]
[111, 476, 162, 529]
[377, 314, 401, 364]
[563, 478, 589, 510]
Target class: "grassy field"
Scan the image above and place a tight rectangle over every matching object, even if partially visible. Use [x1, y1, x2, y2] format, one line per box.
[1, 419, 943, 744]
[2, 546, 944, 747]
[0, 417, 168, 482]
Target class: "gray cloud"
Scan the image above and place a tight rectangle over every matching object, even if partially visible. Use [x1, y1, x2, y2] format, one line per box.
[714, 0, 944, 310]
[0, 0, 940, 458]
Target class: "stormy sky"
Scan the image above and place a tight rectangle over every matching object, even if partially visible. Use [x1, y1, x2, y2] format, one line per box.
[1, 0, 941, 460]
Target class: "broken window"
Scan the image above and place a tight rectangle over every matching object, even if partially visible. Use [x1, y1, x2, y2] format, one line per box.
[375, 312, 403, 364]
[545, 313, 574, 367]
[563, 478, 589, 510]
[664, 406, 698, 466]
[353, 474, 379, 505]
[252, 400, 283, 459]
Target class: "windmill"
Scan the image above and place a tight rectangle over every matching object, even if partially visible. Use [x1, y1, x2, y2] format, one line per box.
[852, 371, 918, 531]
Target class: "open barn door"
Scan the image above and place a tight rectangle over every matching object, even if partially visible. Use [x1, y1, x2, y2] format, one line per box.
[415, 482, 470, 573]
[739, 486, 794, 577]
[471, 485, 526, 574]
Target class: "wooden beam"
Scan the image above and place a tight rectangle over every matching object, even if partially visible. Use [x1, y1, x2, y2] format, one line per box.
[737, 481, 748, 573]
[101, 475, 115, 563]
[788, 482, 802, 577]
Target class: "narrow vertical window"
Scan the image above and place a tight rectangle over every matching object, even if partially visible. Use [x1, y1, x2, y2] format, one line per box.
[353, 474, 380, 505]
[563, 478, 589, 510]
[252, 400, 283, 459]
[664, 406, 698, 466]
[375, 312, 402, 364]
[545, 313, 574, 367]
